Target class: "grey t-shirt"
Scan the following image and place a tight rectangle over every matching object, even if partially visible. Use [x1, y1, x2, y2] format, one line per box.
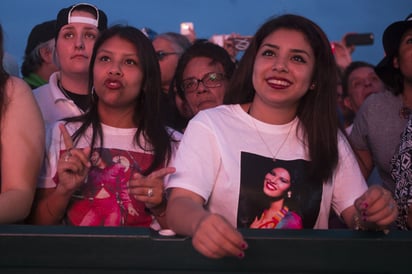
[350, 90, 407, 193]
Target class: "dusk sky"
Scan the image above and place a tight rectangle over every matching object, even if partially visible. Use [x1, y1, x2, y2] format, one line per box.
[0, 0, 410, 73]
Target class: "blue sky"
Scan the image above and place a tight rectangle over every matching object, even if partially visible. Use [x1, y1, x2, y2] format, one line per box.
[0, 0, 410, 72]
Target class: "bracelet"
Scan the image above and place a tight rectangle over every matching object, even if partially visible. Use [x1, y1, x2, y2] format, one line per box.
[353, 213, 365, 231]
[353, 213, 390, 234]
[147, 200, 167, 217]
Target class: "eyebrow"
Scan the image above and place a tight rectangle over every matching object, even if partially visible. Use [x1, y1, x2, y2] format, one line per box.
[261, 43, 311, 57]
[98, 48, 138, 57]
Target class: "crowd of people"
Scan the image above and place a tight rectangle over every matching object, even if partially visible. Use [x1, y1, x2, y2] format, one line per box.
[0, 1, 410, 259]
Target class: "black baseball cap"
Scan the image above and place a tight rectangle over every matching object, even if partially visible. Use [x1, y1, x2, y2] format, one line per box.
[55, 2, 108, 39]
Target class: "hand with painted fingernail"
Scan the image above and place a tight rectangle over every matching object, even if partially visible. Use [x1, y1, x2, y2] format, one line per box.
[354, 185, 398, 229]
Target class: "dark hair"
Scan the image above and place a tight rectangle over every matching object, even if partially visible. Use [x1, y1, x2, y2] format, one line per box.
[66, 25, 173, 175]
[0, 24, 9, 118]
[341, 61, 375, 98]
[173, 41, 236, 99]
[225, 14, 340, 184]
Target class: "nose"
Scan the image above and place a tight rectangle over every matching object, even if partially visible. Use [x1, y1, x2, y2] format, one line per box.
[75, 36, 85, 50]
[272, 58, 289, 72]
[363, 78, 373, 87]
[195, 81, 209, 95]
[108, 63, 123, 76]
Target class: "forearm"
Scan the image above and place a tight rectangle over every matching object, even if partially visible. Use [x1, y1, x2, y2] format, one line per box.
[31, 187, 74, 225]
[166, 195, 209, 236]
[0, 189, 35, 223]
[407, 205, 412, 229]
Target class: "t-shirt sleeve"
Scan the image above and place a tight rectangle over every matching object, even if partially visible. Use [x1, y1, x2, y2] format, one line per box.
[350, 100, 370, 150]
[332, 133, 368, 215]
[165, 117, 221, 203]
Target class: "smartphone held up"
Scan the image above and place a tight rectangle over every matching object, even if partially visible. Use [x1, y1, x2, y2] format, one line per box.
[344, 33, 374, 46]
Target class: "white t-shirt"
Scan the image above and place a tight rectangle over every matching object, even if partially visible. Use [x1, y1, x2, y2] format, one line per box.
[166, 104, 367, 229]
[38, 121, 181, 227]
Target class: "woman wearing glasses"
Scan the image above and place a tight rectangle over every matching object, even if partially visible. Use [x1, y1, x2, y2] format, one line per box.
[173, 41, 236, 125]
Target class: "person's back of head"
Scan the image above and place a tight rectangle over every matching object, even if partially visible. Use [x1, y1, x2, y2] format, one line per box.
[154, 32, 191, 54]
[21, 20, 57, 86]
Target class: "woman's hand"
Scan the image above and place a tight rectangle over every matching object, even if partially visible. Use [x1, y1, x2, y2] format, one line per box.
[192, 213, 248, 259]
[56, 124, 91, 195]
[354, 185, 398, 229]
[128, 167, 176, 208]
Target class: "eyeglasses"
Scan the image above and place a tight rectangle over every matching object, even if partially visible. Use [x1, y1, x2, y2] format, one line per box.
[182, 72, 226, 94]
[156, 51, 179, 61]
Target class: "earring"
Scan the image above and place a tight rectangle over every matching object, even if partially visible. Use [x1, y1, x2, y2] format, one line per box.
[309, 82, 316, 90]
[287, 191, 292, 198]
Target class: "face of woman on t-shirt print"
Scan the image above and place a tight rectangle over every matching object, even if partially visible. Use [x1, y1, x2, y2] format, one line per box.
[237, 151, 322, 229]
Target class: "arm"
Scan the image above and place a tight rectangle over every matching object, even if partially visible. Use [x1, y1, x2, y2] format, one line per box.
[30, 124, 91, 224]
[354, 148, 374, 180]
[0, 77, 45, 223]
[167, 188, 247, 259]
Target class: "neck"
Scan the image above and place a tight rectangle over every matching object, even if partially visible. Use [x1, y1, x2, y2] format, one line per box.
[59, 73, 89, 95]
[98, 105, 136, 128]
[268, 199, 284, 212]
[35, 65, 55, 83]
[403, 80, 412, 105]
[247, 100, 297, 125]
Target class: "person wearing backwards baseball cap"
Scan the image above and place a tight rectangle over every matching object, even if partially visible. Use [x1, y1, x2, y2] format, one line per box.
[31, 3, 107, 149]
[349, 13, 412, 230]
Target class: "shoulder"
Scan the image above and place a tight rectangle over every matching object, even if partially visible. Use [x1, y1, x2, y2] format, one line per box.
[192, 104, 242, 123]
[5, 76, 31, 98]
[361, 90, 400, 110]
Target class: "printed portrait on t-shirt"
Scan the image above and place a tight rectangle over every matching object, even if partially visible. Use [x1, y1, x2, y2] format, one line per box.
[237, 152, 322, 229]
[56, 147, 155, 227]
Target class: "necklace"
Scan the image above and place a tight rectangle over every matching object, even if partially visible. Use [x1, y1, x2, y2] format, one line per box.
[247, 106, 294, 162]
[57, 80, 73, 100]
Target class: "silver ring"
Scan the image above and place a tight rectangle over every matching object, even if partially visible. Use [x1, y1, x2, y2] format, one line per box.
[64, 149, 72, 162]
[147, 188, 154, 198]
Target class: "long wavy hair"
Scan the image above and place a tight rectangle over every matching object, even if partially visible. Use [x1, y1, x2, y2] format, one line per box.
[66, 25, 174, 175]
[225, 14, 340, 184]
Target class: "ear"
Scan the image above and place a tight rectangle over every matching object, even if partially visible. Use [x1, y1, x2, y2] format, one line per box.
[343, 96, 355, 112]
[39, 46, 54, 64]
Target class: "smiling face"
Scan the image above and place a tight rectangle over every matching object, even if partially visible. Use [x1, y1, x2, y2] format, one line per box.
[252, 28, 315, 114]
[263, 167, 291, 198]
[55, 10, 99, 74]
[93, 35, 143, 113]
